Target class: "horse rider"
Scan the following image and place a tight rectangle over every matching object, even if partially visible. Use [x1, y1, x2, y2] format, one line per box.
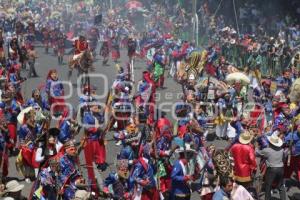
[73, 35, 89, 61]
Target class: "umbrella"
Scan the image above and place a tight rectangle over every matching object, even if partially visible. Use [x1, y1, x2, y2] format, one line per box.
[226, 72, 250, 85]
[125, 1, 143, 9]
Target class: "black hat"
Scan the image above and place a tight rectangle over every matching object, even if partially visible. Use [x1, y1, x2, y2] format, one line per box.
[48, 128, 60, 137]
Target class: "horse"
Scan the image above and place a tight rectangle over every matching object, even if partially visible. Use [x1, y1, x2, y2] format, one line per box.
[68, 50, 94, 87]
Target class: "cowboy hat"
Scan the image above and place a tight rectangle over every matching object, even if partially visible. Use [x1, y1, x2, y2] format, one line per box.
[74, 190, 91, 200]
[5, 180, 24, 193]
[238, 131, 253, 144]
[267, 134, 283, 147]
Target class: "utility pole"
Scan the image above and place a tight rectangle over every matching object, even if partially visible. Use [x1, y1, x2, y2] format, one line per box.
[192, 0, 199, 46]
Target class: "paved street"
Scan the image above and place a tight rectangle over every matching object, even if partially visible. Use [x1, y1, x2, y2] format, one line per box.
[6, 43, 299, 199]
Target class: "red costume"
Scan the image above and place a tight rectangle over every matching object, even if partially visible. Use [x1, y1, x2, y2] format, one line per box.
[83, 109, 106, 194]
[142, 71, 156, 124]
[0, 34, 4, 58]
[42, 27, 50, 52]
[156, 117, 172, 138]
[230, 143, 257, 183]
[0, 110, 8, 177]
[74, 39, 89, 55]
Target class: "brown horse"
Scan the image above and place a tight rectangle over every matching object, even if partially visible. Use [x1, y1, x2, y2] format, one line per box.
[68, 50, 94, 86]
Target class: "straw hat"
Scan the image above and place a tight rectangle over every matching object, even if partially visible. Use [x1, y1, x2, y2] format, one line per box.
[267, 134, 283, 147]
[238, 131, 253, 145]
[74, 190, 91, 200]
[5, 180, 24, 193]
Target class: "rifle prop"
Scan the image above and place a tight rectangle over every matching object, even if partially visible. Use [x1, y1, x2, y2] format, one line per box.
[287, 118, 296, 167]
[135, 124, 147, 159]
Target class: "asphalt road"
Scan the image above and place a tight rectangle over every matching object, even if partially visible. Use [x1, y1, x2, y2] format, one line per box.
[6, 43, 299, 200]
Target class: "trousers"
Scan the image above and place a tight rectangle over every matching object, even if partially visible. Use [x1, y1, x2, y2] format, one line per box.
[265, 167, 286, 200]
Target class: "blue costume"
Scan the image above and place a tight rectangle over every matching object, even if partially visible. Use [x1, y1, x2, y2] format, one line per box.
[273, 112, 290, 131]
[156, 136, 171, 155]
[58, 120, 72, 143]
[285, 131, 300, 156]
[45, 79, 64, 97]
[79, 94, 96, 107]
[9, 73, 22, 93]
[19, 124, 41, 147]
[276, 76, 292, 95]
[129, 157, 157, 197]
[25, 97, 49, 111]
[39, 167, 58, 200]
[118, 145, 134, 164]
[171, 160, 191, 199]
[3, 99, 20, 124]
[104, 172, 129, 198]
[83, 108, 107, 186]
[83, 111, 104, 140]
[58, 154, 81, 200]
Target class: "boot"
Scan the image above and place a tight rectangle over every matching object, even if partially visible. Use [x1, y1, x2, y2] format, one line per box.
[68, 70, 72, 80]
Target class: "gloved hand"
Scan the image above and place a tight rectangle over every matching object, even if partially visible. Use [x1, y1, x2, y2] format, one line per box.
[139, 179, 150, 186]
[123, 192, 131, 199]
[164, 150, 171, 156]
[103, 187, 109, 193]
[183, 175, 191, 182]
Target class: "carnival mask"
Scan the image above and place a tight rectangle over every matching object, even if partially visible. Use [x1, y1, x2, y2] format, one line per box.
[117, 159, 129, 179]
[66, 146, 77, 157]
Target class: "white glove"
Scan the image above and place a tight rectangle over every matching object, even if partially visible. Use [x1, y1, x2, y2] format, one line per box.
[164, 150, 171, 156]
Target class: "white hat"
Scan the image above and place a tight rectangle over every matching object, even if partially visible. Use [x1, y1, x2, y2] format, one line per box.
[74, 190, 91, 200]
[5, 180, 24, 193]
[239, 131, 253, 145]
[175, 143, 196, 154]
[267, 134, 283, 147]
[221, 27, 230, 32]
[3, 197, 14, 200]
[230, 39, 236, 44]
[188, 74, 195, 80]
